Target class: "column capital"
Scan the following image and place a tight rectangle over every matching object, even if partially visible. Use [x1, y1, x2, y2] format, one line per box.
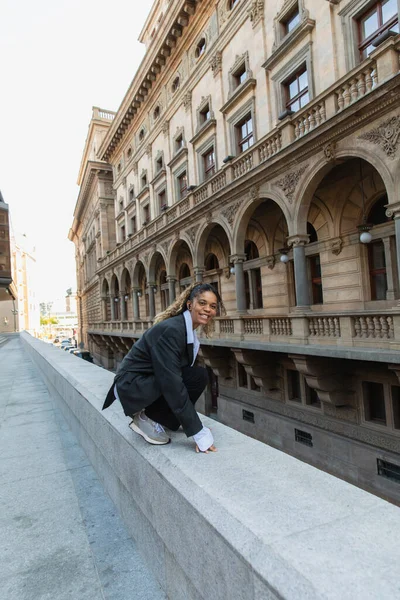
[166, 275, 176, 283]
[230, 253, 247, 264]
[287, 234, 310, 247]
[386, 202, 400, 219]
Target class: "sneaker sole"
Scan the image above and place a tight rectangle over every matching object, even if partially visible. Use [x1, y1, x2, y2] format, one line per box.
[129, 420, 171, 445]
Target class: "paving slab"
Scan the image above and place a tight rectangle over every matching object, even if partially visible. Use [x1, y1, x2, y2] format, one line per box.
[0, 336, 166, 600]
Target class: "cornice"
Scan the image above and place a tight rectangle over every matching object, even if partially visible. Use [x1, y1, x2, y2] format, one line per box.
[167, 146, 188, 169]
[262, 19, 316, 71]
[189, 118, 217, 145]
[220, 78, 257, 115]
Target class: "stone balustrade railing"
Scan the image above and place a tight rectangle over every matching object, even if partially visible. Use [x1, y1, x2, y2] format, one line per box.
[89, 309, 400, 350]
[95, 38, 399, 272]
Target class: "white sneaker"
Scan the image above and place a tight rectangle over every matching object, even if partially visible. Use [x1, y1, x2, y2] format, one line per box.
[129, 411, 170, 445]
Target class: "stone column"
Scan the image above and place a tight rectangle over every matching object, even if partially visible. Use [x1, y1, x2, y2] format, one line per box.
[101, 295, 107, 321]
[386, 203, 400, 294]
[230, 254, 247, 312]
[288, 234, 311, 309]
[148, 284, 156, 319]
[194, 267, 204, 282]
[167, 276, 176, 303]
[132, 288, 140, 319]
[382, 237, 396, 300]
[110, 295, 116, 320]
[121, 293, 128, 321]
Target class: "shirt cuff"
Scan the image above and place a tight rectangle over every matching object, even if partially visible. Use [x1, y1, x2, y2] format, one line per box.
[193, 426, 214, 452]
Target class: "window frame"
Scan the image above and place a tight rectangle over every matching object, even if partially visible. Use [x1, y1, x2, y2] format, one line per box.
[357, 0, 399, 60]
[284, 64, 309, 112]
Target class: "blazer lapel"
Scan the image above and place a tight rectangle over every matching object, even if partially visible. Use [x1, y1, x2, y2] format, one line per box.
[187, 343, 194, 366]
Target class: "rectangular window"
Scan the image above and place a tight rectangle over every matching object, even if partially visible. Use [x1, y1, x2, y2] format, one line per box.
[178, 172, 188, 200]
[158, 190, 167, 212]
[358, 0, 399, 60]
[236, 114, 254, 154]
[141, 174, 147, 189]
[309, 255, 323, 304]
[143, 205, 150, 224]
[363, 381, 386, 425]
[283, 7, 300, 34]
[288, 370, 301, 402]
[129, 188, 134, 202]
[233, 63, 247, 88]
[156, 156, 163, 172]
[203, 148, 216, 180]
[200, 104, 211, 124]
[305, 381, 321, 408]
[377, 458, 400, 483]
[175, 134, 184, 153]
[238, 362, 248, 388]
[120, 225, 125, 241]
[368, 241, 387, 300]
[286, 66, 309, 113]
[130, 216, 136, 234]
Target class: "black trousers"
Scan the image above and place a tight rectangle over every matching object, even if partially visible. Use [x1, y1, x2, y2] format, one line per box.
[143, 366, 208, 431]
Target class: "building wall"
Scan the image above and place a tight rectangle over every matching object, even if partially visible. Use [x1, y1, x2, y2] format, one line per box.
[71, 0, 400, 502]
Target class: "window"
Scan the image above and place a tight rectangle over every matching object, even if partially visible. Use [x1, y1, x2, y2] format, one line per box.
[178, 171, 188, 199]
[203, 147, 216, 180]
[233, 63, 247, 89]
[175, 134, 184, 153]
[282, 6, 300, 35]
[205, 253, 219, 271]
[358, 0, 399, 60]
[229, 0, 239, 9]
[141, 173, 147, 189]
[244, 240, 263, 309]
[156, 155, 163, 172]
[172, 76, 180, 93]
[139, 128, 145, 142]
[129, 187, 134, 202]
[377, 458, 400, 483]
[236, 114, 254, 153]
[143, 205, 150, 224]
[118, 198, 124, 213]
[285, 66, 309, 112]
[195, 38, 206, 58]
[368, 241, 387, 300]
[238, 362, 248, 387]
[153, 105, 160, 120]
[391, 386, 400, 429]
[200, 103, 211, 124]
[309, 255, 323, 304]
[363, 381, 386, 425]
[120, 225, 126, 241]
[305, 381, 321, 408]
[127, 147, 132, 158]
[158, 190, 167, 212]
[130, 216, 136, 234]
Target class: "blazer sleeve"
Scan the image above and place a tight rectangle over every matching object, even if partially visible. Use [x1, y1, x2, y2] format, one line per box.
[150, 326, 203, 437]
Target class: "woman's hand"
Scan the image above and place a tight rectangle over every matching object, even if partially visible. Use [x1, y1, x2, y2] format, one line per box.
[195, 443, 217, 454]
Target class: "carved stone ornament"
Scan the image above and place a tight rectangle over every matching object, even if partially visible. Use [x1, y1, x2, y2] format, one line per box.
[275, 165, 308, 204]
[385, 202, 400, 219]
[249, 185, 259, 200]
[222, 201, 241, 226]
[133, 162, 138, 176]
[323, 141, 337, 163]
[330, 237, 343, 255]
[160, 240, 170, 257]
[206, 211, 213, 224]
[248, 0, 265, 27]
[183, 91, 192, 112]
[359, 115, 400, 158]
[210, 51, 222, 77]
[142, 252, 150, 266]
[161, 120, 169, 137]
[266, 255, 276, 270]
[145, 144, 152, 157]
[186, 226, 197, 245]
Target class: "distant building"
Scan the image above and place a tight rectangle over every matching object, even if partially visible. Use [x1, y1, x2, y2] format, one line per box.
[70, 0, 400, 502]
[0, 191, 18, 333]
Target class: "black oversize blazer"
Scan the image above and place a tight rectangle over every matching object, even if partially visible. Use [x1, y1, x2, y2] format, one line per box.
[103, 314, 203, 437]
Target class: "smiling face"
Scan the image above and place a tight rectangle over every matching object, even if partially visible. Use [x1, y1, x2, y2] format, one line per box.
[187, 291, 218, 329]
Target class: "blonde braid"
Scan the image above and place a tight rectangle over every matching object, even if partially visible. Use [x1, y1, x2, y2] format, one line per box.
[153, 282, 223, 338]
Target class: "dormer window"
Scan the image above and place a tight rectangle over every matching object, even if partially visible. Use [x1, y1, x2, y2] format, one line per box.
[172, 76, 180, 93]
[195, 38, 206, 58]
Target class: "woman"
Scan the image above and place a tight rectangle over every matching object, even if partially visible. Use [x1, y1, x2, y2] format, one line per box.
[103, 282, 221, 453]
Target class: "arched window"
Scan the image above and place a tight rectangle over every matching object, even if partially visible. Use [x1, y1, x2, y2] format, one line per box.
[205, 253, 219, 271]
[306, 222, 323, 304]
[229, 0, 239, 9]
[139, 128, 145, 142]
[366, 194, 390, 301]
[195, 38, 206, 58]
[368, 194, 389, 225]
[153, 105, 160, 120]
[159, 270, 169, 311]
[179, 263, 191, 291]
[245, 240, 259, 260]
[172, 76, 180, 93]
[307, 222, 318, 243]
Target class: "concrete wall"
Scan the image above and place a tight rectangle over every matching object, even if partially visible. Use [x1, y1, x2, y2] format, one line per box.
[21, 332, 400, 600]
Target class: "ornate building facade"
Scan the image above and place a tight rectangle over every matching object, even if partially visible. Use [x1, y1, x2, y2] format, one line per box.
[70, 0, 400, 502]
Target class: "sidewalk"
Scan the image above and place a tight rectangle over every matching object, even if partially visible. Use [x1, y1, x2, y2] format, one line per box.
[0, 335, 167, 600]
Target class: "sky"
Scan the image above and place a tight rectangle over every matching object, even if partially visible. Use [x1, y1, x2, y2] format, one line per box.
[0, 0, 154, 303]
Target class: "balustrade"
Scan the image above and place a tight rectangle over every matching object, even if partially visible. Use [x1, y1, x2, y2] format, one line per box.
[243, 318, 263, 335]
[335, 65, 377, 112]
[352, 315, 394, 340]
[294, 102, 326, 140]
[211, 171, 226, 193]
[233, 153, 253, 180]
[220, 319, 234, 335]
[308, 317, 340, 338]
[179, 198, 190, 214]
[258, 134, 282, 162]
[270, 318, 292, 336]
[194, 186, 208, 204]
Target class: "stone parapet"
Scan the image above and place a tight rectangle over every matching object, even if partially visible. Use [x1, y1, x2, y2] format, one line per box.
[20, 332, 400, 600]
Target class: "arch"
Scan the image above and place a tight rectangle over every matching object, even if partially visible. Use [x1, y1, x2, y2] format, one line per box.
[307, 196, 333, 240]
[294, 146, 395, 235]
[149, 250, 167, 282]
[205, 253, 219, 271]
[195, 219, 232, 268]
[232, 189, 291, 255]
[132, 260, 146, 287]
[168, 239, 194, 277]
[245, 221, 267, 256]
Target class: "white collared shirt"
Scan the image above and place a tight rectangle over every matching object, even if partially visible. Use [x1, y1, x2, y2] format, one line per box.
[183, 309, 200, 366]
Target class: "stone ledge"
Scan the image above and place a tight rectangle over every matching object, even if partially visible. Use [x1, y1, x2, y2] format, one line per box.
[20, 332, 400, 600]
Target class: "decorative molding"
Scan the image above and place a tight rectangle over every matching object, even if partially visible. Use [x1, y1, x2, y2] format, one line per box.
[248, 0, 264, 27]
[133, 162, 138, 176]
[266, 255, 276, 270]
[323, 141, 337, 163]
[161, 119, 169, 137]
[330, 237, 343, 255]
[358, 115, 400, 158]
[275, 165, 308, 204]
[186, 226, 197, 245]
[145, 144, 152, 157]
[210, 51, 222, 77]
[287, 234, 310, 247]
[222, 201, 241, 226]
[249, 184, 259, 200]
[160, 240, 170, 257]
[183, 91, 192, 112]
